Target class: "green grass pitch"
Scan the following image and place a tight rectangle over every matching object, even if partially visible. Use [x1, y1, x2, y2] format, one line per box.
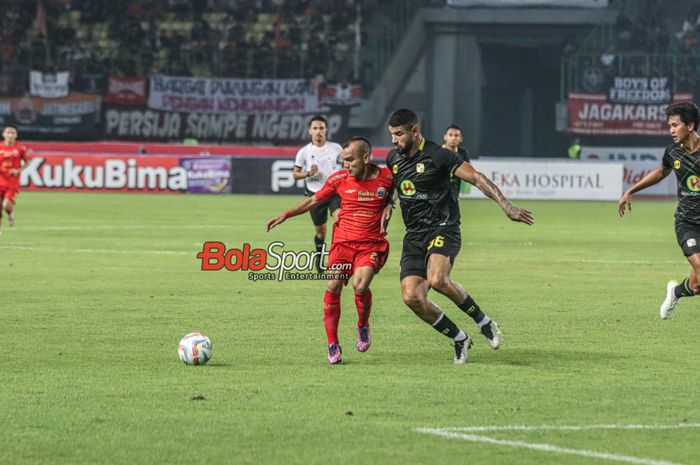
[1, 192, 699, 465]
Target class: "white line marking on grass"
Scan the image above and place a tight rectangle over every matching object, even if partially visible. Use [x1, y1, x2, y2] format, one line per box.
[443, 423, 700, 433]
[415, 424, 700, 465]
[0, 245, 189, 256]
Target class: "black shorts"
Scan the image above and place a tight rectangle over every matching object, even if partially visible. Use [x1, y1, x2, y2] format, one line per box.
[675, 220, 700, 257]
[309, 194, 341, 226]
[399, 227, 461, 281]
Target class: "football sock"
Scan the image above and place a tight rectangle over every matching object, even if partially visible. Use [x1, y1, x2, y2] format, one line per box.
[432, 312, 466, 341]
[674, 278, 694, 298]
[355, 290, 372, 327]
[457, 295, 487, 324]
[323, 290, 341, 345]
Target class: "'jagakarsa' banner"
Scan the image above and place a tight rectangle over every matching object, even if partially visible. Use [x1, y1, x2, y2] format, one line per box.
[567, 92, 693, 136]
[101, 103, 349, 144]
[148, 75, 325, 115]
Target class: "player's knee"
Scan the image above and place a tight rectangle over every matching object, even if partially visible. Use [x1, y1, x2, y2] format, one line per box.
[427, 275, 451, 293]
[326, 280, 343, 294]
[402, 289, 423, 309]
[353, 280, 369, 295]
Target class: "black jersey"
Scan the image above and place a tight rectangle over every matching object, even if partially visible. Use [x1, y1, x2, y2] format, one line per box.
[442, 144, 471, 200]
[662, 142, 700, 224]
[387, 139, 463, 233]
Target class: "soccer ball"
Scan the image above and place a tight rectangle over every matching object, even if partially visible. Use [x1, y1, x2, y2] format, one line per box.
[178, 333, 212, 365]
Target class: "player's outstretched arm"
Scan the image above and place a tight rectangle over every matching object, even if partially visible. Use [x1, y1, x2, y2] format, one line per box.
[618, 166, 670, 217]
[266, 196, 320, 231]
[380, 190, 398, 234]
[454, 162, 534, 225]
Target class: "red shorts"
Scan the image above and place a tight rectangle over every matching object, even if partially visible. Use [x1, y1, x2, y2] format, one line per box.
[327, 239, 390, 276]
[0, 186, 19, 203]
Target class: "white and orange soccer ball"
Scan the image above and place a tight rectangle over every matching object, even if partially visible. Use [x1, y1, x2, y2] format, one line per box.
[178, 333, 212, 365]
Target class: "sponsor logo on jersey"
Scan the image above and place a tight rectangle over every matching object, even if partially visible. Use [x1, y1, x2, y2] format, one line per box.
[400, 179, 416, 196]
[392, 164, 398, 174]
[377, 187, 386, 198]
[688, 238, 697, 247]
[416, 163, 425, 173]
[358, 190, 374, 201]
[686, 175, 700, 191]
[674, 160, 681, 170]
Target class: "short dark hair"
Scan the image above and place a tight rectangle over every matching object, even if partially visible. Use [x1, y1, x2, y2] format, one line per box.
[308, 115, 327, 127]
[388, 108, 419, 128]
[665, 102, 700, 131]
[3, 124, 18, 132]
[445, 124, 462, 133]
[342, 136, 372, 156]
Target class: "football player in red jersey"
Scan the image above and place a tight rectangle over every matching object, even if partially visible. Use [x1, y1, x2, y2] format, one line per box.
[0, 125, 29, 233]
[267, 137, 394, 364]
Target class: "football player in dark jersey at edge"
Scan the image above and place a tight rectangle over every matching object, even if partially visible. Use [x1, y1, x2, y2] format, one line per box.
[442, 124, 471, 201]
[381, 109, 534, 364]
[619, 101, 700, 319]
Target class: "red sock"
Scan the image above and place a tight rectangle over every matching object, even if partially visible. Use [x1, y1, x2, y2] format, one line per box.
[355, 289, 372, 327]
[323, 290, 341, 345]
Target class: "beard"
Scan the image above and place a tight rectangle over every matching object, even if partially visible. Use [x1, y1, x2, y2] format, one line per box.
[395, 138, 414, 156]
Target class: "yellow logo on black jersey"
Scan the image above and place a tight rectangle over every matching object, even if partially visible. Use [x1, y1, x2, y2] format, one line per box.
[686, 175, 700, 191]
[392, 164, 398, 174]
[674, 160, 681, 170]
[400, 180, 416, 196]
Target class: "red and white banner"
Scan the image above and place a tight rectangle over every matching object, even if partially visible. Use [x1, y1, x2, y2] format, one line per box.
[20, 154, 187, 194]
[568, 92, 693, 136]
[148, 75, 325, 115]
[104, 76, 147, 105]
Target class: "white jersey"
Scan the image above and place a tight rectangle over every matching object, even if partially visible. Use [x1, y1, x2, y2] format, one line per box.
[294, 141, 342, 193]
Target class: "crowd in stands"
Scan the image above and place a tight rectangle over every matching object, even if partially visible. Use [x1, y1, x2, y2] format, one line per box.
[0, 0, 371, 82]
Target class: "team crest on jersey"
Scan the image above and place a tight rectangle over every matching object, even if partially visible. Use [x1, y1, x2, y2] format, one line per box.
[377, 187, 386, 198]
[392, 164, 398, 174]
[416, 163, 425, 173]
[674, 160, 681, 170]
[400, 180, 416, 196]
[686, 175, 700, 191]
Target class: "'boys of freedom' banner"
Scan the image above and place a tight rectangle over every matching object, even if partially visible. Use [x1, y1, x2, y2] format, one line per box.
[148, 76, 325, 115]
[568, 92, 693, 136]
[608, 76, 673, 104]
[102, 104, 347, 144]
[20, 154, 232, 194]
[459, 160, 623, 200]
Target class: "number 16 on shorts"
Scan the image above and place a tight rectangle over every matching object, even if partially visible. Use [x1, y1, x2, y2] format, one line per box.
[427, 235, 444, 249]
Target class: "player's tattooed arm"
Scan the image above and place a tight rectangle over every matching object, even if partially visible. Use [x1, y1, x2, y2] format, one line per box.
[454, 162, 534, 225]
[266, 196, 320, 231]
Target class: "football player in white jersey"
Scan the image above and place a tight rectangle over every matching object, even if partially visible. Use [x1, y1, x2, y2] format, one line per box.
[293, 115, 342, 272]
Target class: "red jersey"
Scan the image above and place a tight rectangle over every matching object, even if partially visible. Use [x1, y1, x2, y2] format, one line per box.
[315, 164, 394, 243]
[0, 142, 28, 189]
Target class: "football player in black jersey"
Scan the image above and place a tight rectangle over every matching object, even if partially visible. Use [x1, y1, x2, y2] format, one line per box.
[619, 101, 700, 319]
[381, 109, 534, 364]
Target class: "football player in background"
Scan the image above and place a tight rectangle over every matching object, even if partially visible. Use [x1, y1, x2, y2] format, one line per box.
[442, 124, 472, 200]
[292, 115, 342, 272]
[0, 124, 29, 234]
[268, 137, 393, 364]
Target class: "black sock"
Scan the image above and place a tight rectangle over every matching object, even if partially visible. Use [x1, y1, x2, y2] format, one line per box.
[674, 279, 695, 298]
[432, 313, 464, 340]
[458, 295, 486, 324]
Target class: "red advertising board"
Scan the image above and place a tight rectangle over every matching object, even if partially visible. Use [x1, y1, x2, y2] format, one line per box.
[568, 92, 693, 136]
[20, 154, 187, 194]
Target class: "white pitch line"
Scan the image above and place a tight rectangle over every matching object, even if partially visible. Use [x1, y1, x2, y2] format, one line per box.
[415, 428, 691, 465]
[442, 423, 700, 433]
[0, 245, 189, 256]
